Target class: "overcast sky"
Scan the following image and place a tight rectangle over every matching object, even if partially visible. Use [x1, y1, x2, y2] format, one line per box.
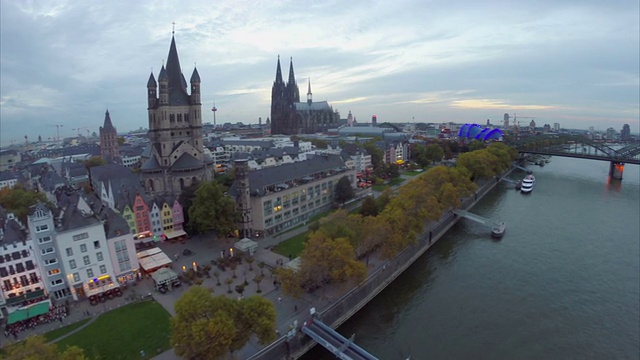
[1, 0, 638, 146]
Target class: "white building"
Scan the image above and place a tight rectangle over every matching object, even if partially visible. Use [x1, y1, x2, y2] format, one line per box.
[1, 211, 47, 310]
[55, 193, 118, 301]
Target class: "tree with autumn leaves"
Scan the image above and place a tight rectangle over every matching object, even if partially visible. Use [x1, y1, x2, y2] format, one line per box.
[171, 286, 276, 360]
[277, 142, 516, 297]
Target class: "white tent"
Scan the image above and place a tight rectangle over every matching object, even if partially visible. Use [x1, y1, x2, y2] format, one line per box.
[234, 238, 258, 255]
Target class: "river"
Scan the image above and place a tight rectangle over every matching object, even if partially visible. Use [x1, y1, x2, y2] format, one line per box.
[304, 156, 640, 359]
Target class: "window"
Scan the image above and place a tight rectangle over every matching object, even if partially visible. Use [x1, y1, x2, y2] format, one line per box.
[73, 273, 80, 282]
[36, 224, 49, 232]
[69, 260, 76, 269]
[115, 240, 131, 272]
[26, 260, 36, 270]
[15, 263, 25, 273]
[83, 255, 90, 266]
[96, 252, 103, 262]
[44, 258, 57, 265]
[38, 236, 52, 244]
[80, 244, 87, 253]
[41, 247, 54, 255]
[86, 268, 94, 278]
[11, 251, 20, 260]
[100, 265, 107, 274]
[94, 241, 100, 249]
[47, 269, 60, 276]
[73, 232, 89, 241]
[51, 279, 63, 286]
[66, 248, 73, 256]
[29, 272, 38, 284]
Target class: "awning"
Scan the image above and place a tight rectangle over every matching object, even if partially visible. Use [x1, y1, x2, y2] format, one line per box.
[165, 229, 187, 240]
[137, 250, 172, 272]
[7, 300, 51, 325]
[5, 289, 46, 306]
[234, 238, 258, 255]
[151, 267, 179, 286]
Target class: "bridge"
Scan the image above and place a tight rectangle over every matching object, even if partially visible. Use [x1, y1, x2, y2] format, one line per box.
[301, 317, 379, 360]
[505, 134, 640, 179]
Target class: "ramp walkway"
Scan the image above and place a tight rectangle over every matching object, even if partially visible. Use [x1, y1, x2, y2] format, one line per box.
[453, 209, 503, 229]
[301, 318, 378, 360]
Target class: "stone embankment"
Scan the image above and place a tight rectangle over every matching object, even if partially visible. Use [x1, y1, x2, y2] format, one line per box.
[250, 167, 515, 360]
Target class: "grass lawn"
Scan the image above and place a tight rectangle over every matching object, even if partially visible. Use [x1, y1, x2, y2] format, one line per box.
[403, 170, 424, 176]
[43, 318, 91, 342]
[372, 177, 404, 191]
[273, 231, 308, 258]
[55, 300, 171, 360]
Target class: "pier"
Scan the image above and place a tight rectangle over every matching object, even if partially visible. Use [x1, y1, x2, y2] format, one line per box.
[453, 209, 506, 238]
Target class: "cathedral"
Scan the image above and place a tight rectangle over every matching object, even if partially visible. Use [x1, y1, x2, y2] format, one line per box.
[140, 33, 213, 196]
[270, 57, 339, 135]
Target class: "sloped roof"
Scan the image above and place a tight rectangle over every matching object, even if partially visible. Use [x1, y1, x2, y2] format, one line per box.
[140, 155, 161, 171]
[171, 153, 203, 170]
[228, 154, 347, 196]
[294, 101, 332, 111]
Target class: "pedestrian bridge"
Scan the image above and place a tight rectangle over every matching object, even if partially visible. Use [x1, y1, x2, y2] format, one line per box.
[301, 317, 379, 360]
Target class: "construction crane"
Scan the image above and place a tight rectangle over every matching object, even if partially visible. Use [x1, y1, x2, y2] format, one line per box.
[48, 124, 64, 142]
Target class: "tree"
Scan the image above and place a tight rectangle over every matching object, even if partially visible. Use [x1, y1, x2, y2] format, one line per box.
[468, 140, 486, 151]
[245, 255, 254, 271]
[178, 181, 200, 233]
[172, 287, 236, 359]
[253, 274, 264, 293]
[117, 137, 126, 145]
[0, 186, 51, 222]
[82, 156, 107, 168]
[425, 144, 444, 164]
[188, 181, 237, 235]
[224, 277, 234, 294]
[334, 176, 355, 205]
[4, 335, 86, 360]
[363, 140, 384, 168]
[359, 195, 379, 217]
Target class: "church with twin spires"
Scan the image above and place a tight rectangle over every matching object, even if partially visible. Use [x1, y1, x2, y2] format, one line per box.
[140, 34, 213, 196]
[270, 57, 340, 135]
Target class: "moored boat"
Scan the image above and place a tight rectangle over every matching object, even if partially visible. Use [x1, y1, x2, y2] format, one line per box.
[521, 174, 535, 193]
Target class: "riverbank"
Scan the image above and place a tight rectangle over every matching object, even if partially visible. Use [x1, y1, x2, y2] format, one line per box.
[250, 166, 515, 359]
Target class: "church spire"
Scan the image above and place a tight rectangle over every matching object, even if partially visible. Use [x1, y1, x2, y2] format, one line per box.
[307, 78, 312, 105]
[287, 57, 296, 86]
[103, 109, 115, 131]
[165, 34, 184, 94]
[275, 55, 283, 84]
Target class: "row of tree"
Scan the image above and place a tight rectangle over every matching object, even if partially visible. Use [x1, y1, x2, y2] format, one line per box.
[276, 142, 517, 298]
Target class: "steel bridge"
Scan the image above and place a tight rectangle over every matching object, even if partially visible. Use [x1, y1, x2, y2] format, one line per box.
[505, 135, 640, 179]
[301, 317, 379, 360]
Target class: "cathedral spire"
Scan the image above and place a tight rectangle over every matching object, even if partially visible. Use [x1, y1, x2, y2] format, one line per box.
[307, 78, 312, 105]
[275, 55, 283, 84]
[287, 57, 296, 86]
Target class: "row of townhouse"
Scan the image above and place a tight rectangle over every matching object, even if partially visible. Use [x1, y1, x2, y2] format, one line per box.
[88, 164, 186, 242]
[0, 188, 138, 317]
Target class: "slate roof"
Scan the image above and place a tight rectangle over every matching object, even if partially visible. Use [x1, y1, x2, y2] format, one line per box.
[219, 140, 275, 148]
[147, 72, 157, 87]
[190, 67, 200, 82]
[0, 170, 25, 182]
[53, 188, 103, 232]
[0, 211, 27, 246]
[228, 154, 348, 197]
[39, 169, 68, 193]
[165, 36, 190, 106]
[171, 153, 203, 170]
[294, 101, 332, 111]
[140, 156, 161, 171]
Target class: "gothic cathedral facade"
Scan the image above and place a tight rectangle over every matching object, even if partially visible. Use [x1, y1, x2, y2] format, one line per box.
[270, 57, 340, 135]
[140, 34, 213, 196]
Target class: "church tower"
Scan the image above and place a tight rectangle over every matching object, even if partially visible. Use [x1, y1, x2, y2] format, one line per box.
[99, 109, 120, 162]
[307, 78, 312, 105]
[270, 56, 287, 135]
[141, 33, 213, 196]
[234, 159, 253, 238]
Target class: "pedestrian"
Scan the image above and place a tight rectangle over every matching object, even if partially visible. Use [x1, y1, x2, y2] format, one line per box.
[278, 297, 282, 303]
[288, 254, 292, 261]
[294, 305, 298, 312]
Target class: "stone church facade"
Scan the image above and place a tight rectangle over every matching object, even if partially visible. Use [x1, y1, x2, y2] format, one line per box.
[140, 34, 213, 196]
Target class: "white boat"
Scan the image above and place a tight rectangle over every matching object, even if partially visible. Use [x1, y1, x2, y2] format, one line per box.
[521, 174, 535, 193]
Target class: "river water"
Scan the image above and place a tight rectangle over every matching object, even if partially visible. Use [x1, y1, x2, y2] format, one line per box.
[305, 157, 640, 359]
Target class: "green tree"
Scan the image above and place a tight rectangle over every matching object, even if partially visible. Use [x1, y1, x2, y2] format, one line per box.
[171, 287, 236, 359]
[4, 335, 87, 360]
[334, 176, 355, 205]
[468, 140, 486, 151]
[425, 143, 444, 164]
[178, 181, 200, 233]
[0, 186, 51, 222]
[359, 195, 379, 217]
[188, 181, 237, 235]
[411, 143, 430, 168]
[363, 141, 384, 168]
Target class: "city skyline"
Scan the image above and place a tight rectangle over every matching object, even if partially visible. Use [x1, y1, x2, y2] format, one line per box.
[1, 0, 638, 146]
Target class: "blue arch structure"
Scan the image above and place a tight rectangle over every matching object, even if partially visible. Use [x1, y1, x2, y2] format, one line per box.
[458, 123, 504, 141]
